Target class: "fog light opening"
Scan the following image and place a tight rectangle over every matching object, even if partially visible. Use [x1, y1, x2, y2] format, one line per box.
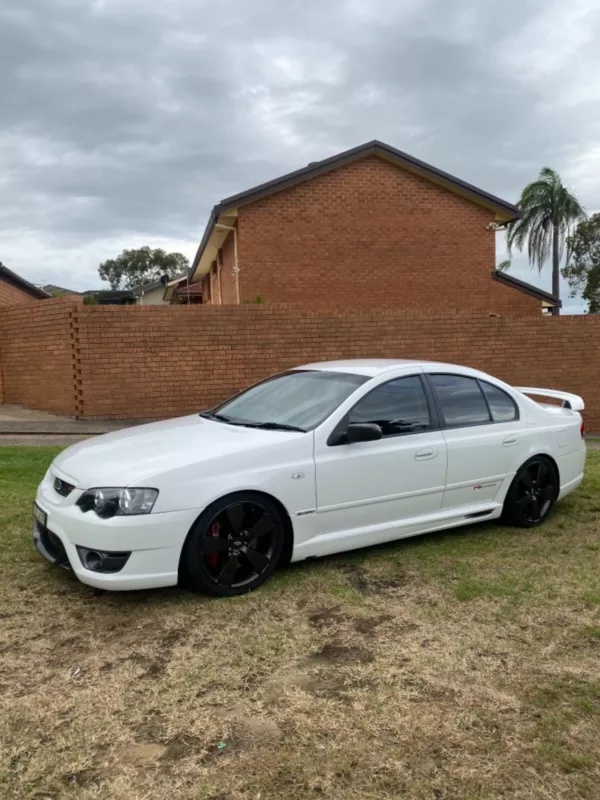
[76, 547, 131, 574]
[85, 550, 104, 571]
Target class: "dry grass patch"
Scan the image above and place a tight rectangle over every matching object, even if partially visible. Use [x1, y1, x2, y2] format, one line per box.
[1, 447, 600, 799]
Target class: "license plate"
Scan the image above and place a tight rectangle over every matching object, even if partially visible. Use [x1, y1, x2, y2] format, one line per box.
[33, 503, 47, 528]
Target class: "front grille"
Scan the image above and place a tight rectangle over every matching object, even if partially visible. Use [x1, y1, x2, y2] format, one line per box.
[53, 476, 75, 498]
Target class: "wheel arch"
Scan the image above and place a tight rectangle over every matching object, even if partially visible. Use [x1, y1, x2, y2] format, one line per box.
[178, 489, 295, 579]
[524, 451, 560, 486]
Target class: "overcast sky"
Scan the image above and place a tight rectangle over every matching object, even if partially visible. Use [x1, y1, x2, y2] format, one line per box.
[2, 0, 599, 311]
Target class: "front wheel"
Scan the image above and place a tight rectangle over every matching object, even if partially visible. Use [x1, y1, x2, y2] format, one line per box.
[503, 456, 558, 528]
[180, 493, 286, 596]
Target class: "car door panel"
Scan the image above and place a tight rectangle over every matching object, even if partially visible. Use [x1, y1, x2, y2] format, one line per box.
[313, 373, 447, 544]
[426, 373, 526, 511]
[441, 423, 524, 508]
[315, 430, 447, 536]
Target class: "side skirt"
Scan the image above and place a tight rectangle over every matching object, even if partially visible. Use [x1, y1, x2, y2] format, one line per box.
[291, 503, 503, 562]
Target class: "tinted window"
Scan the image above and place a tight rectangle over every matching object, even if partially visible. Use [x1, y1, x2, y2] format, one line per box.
[214, 370, 367, 430]
[430, 374, 491, 427]
[348, 376, 431, 436]
[481, 381, 517, 422]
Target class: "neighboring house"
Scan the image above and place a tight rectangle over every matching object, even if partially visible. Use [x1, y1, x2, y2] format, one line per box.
[0, 263, 49, 307]
[82, 290, 136, 306]
[166, 275, 203, 305]
[189, 140, 558, 313]
[79, 274, 202, 306]
[131, 273, 202, 305]
[41, 284, 81, 297]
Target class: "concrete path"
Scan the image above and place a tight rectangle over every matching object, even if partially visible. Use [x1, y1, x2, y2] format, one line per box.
[0, 404, 142, 434]
[0, 404, 144, 445]
[1, 435, 95, 446]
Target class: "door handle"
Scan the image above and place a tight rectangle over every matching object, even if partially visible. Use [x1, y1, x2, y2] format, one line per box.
[415, 447, 437, 460]
[503, 435, 519, 446]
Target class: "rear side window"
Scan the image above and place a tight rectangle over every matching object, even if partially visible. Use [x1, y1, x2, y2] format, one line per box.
[430, 374, 491, 427]
[480, 381, 518, 422]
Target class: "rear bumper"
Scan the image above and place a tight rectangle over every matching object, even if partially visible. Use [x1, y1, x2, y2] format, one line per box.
[34, 483, 200, 590]
[557, 447, 586, 501]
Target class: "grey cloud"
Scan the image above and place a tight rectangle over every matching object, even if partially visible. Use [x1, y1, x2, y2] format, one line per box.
[1, 0, 599, 304]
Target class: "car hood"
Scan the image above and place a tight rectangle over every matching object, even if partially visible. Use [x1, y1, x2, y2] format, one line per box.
[52, 415, 304, 488]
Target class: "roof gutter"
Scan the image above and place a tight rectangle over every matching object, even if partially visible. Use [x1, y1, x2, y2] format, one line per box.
[0, 263, 49, 299]
[491, 270, 561, 307]
[189, 207, 218, 285]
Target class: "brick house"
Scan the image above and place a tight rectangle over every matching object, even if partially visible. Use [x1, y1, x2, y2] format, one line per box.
[0, 263, 48, 307]
[189, 140, 558, 313]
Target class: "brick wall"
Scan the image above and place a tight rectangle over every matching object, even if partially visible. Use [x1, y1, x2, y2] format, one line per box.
[0, 277, 42, 308]
[0, 297, 82, 415]
[1, 302, 596, 429]
[231, 156, 538, 314]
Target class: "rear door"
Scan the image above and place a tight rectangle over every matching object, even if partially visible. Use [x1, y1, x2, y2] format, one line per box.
[427, 373, 526, 510]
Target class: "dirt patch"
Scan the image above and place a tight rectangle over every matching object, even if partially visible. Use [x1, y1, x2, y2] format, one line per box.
[120, 742, 168, 765]
[212, 702, 283, 741]
[62, 768, 104, 788]
[337, 563, 410, 595]
[308, 642, 375, 665]
[353, 614, 393, 635]
[308, 606, 346, 628]
[160, 735, 204, 763]
[243, 717, 283, 740]
[135, 712, 167, 742]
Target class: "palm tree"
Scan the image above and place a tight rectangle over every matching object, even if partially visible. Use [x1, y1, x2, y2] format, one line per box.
[507, 168, 585, 315]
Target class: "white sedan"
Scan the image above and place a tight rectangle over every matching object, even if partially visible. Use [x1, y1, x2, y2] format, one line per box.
[33, 359, 586, 596]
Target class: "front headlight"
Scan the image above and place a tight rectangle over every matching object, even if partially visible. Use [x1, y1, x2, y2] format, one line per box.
[77, 488, 159, 518]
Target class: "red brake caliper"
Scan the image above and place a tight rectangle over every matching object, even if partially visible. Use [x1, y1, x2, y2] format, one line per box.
[207, 521, 221, 569]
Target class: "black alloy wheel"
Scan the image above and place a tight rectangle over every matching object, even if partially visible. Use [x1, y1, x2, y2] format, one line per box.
[504, 456, 558, 528]
[181, 493, 285, 596]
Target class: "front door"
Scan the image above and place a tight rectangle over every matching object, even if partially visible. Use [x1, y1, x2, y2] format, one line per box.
[313, 374, 447, 553]
[427, 373, 526, 509]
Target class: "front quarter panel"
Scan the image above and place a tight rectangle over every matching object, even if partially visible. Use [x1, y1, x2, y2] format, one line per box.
[145, 433, 317, 518]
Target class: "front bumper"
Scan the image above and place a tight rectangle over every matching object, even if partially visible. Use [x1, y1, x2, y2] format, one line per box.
[34, 471, 200, 591]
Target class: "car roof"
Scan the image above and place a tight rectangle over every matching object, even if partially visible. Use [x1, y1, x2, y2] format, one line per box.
[297, 359, 482, 378]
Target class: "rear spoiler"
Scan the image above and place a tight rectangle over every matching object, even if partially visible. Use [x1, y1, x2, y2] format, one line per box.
[515, 387, 585, 412]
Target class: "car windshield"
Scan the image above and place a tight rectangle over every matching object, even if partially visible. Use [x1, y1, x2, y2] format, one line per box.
[205, 370, 368, 431]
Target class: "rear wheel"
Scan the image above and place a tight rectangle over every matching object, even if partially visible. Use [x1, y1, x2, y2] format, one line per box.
[181, 493, 285, 596]
[503, 456, 558, 528]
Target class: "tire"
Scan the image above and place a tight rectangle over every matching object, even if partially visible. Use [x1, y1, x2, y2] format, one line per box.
[502, 455, 558, 528]
[180, 492, 286, 597]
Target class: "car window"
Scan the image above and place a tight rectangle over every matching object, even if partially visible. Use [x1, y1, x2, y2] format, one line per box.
[430, 374, 491, 427]
[213, 370, 368, 431]
[480, 381, 518, 422]
[348, 376, 431, 436]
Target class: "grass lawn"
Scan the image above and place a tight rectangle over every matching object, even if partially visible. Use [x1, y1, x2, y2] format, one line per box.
[1, 447, 600, 799]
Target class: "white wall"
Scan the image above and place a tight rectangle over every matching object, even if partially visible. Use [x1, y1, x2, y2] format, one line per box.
[136, 285, 168, 305]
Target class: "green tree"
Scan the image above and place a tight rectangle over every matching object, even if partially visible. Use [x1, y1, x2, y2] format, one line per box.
[98, 247, 189, 290]
[562, 213, 600, 314]
[496, 259, 511, 272]
[507, 168, 585, 315]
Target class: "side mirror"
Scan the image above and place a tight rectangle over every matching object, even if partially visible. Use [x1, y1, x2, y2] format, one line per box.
[346, 423, 383, 444]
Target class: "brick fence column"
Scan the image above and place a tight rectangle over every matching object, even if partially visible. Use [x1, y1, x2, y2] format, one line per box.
[69, 306, 83, 418]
